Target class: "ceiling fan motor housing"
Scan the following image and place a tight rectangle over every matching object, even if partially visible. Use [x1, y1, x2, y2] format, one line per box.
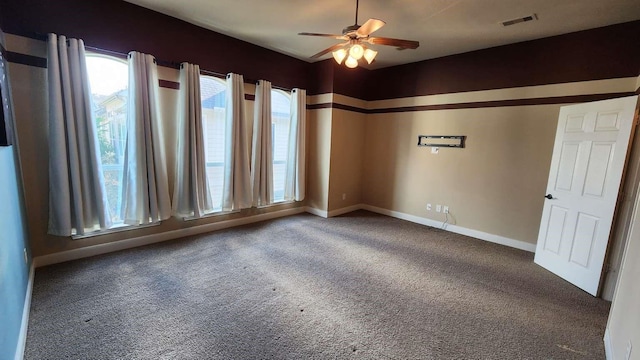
[343, 24, 361, 35]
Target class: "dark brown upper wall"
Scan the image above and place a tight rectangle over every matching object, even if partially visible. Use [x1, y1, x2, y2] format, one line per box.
[2, 0, 639, 100]
[366, 20, 640, 101]
[0, 0, 311, 90]
[308, 60, 335, 95]
[308, 59, 370, 98]
[332, 62, 370, 99]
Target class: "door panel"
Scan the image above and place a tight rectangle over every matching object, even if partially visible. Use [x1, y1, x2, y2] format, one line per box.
[569, 213, 598, 267]
[566, 114, 586, 132]
[583, 142, 614, 198]
[594, 112, 620, 131]
[535, 96, 638, 296]
[544, 206, 568, 254]
[556, 143, 579, 191]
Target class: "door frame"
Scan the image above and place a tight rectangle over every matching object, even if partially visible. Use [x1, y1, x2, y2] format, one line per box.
[600, 99, 640, 299]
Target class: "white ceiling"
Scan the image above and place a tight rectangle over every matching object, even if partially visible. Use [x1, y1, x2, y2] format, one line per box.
[123, 0, 640, 69]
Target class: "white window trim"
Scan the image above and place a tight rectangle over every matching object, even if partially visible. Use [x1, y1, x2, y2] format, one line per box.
[182, 209, 242, 222]
[72, 222, 160, 240]
[256, 199, 296, 209]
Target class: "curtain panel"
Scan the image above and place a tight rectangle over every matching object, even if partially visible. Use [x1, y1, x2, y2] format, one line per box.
[221, 73, 252, 211]
[47, 33, 111, 236]
[251, 80, 273, 207]
[120, 51, 171, 225]
[173, 62, 213, 218]
[284, 88, 306, 202]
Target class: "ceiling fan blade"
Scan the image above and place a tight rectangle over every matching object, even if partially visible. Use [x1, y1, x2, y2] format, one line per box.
[356, 18, 386, 37]
[368, 37, 420, 49]
[299, 32, 346, 40]
[310, 42, 348, 59]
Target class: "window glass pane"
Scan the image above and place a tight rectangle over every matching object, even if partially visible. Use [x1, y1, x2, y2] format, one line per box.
[271, 90, 291, 202]
[200, 76, 226, 211]
[86, 54, 128, 224]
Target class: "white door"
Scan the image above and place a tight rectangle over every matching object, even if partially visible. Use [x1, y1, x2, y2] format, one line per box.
[534, 96, 638, 296]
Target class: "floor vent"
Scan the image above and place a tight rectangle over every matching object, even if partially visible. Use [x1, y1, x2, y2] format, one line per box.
[501, 14, 538, 27]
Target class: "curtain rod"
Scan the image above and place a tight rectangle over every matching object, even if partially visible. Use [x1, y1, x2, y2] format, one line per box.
[84, 45, 128, 60]
[199, 68, 226, 80]
[201, 69, 292, 92]
[84, 45, 292, 92]
[20, 31, 296, 92]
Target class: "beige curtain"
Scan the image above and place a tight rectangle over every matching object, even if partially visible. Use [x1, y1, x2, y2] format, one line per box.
[120, 51, 171, 225]
[173, 62, 213, 218]
[251, 80, 273, 207]
[222, 73, 251, 211]
[284, 88, 306, 202]
[47, 33, 111, 236]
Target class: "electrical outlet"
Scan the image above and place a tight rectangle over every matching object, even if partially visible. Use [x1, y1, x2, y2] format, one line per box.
[436, 205, 442, 213]
[23, 248, 28, 265]
[426, 203, 432, 211]
[626, 340, 632, 360]
[443, 206, 449, 214]
[342, 193, 346, 200]
[431, 147, 439, 154]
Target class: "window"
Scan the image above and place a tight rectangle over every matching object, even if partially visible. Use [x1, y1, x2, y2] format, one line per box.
[86, 54, 128, 224]
[271, 90, 291, 203]
[200, 76, 227, 211]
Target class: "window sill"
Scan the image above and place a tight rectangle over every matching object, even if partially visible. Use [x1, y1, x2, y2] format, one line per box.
[182, 201, 295, 221]
[72, 221, 160, 240]
[182, 209, 241, 222]
[256, 200, 295, 209]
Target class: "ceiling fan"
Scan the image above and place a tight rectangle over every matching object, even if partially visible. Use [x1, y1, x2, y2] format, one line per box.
[298, 0, 419, 68]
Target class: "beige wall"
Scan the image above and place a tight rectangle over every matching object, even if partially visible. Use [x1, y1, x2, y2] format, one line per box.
[306, 108, 332, 211]
[362, 104, 559, 244]
[8, 60, 49, 254]
[6, 34, 303, 257]
[327, 109, 365, 211]
[6, 31, 639, 265]
[306, 106, 366, 214]
[606, 188, 640, 359]
[306, 78, 639, 248]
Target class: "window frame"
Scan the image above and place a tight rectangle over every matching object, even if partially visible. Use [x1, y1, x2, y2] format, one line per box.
[199, 74, 228, 213]
[270, 88, 292, 204]
[83, 52, 130, 233]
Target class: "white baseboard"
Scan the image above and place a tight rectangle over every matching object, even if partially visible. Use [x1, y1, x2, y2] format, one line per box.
[327, 204, 363, 217]
[361, 204, 536, 253]
[305, 206, 328, 218]
[33, 203, 535, 268]
[15, 263, 34, 360]
[604, 328, 614, 360]
[306, 204, 363, 218]
[33, 207, 306, 268]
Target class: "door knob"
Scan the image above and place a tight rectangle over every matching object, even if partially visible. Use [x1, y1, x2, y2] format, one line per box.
[545, 194, 553, 199]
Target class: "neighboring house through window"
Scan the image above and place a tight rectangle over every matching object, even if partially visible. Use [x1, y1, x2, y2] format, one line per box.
[85, 53, 128, 224]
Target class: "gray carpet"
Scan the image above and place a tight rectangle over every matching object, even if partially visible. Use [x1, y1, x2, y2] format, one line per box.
[25, 211, 610, 359]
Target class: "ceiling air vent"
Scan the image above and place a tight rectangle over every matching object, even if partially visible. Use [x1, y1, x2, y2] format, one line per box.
[501, 14, 538, 27]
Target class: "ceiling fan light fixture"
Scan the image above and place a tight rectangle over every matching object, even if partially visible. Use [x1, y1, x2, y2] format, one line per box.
[363, 48, 378, 64]
[345, 56, 358, 68]
[332, 48, 347, 64]
[300, 0, 419, 68]
[349, 44, 365, 60]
